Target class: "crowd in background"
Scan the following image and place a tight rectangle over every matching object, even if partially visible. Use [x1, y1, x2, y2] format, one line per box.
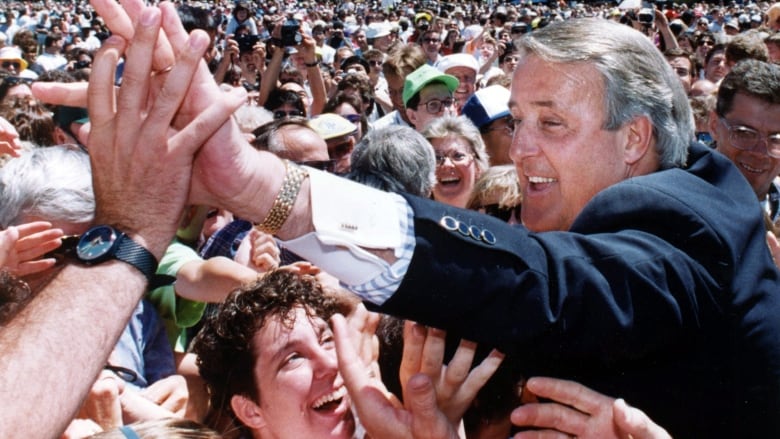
[1, 0, 780, 438]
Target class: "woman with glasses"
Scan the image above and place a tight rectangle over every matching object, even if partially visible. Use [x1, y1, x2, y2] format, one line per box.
[323, 92, 367, 142]
[0, 74, 34, 106]
[264, 88, 307, 120]
[422, 116, 489, 208]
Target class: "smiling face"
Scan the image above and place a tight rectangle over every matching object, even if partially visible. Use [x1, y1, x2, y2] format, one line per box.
[713, 93, 780, 200]
[509, 56, 635, 232]
[431, 135, 481, 208]
[241, 306, 355, 439]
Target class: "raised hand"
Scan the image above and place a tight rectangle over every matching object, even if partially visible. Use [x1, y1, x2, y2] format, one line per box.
[86, 5, 245, 255]
[399, 322, 504, 426]
[0, 222, 63, 276]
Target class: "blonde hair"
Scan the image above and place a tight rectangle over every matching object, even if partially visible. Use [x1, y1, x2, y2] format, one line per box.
[467, 165, 522, 210]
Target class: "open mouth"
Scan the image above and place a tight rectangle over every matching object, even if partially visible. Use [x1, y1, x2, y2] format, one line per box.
[740, 162, 765, 174]
[312, 386, 346, 412]
[438, 176, 461, 187]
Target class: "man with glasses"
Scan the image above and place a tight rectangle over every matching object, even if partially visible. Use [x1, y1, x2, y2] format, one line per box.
[461, 85, 513, 165]
[419, 29, 442, 65]
[402, 64, 458, 132]
[712, 59, 780, 223]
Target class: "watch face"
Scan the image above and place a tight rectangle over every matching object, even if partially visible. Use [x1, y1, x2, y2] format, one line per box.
[76, 225, 118, 261]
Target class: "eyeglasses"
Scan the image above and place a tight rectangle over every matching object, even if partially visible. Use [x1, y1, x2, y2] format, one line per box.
[368, 60, 383, 67]
[480, 203, 522, 222]
[422, 38, 441, 44]
[419, 98, 455, 114]
[1, 61, 21, 71]
[296, 159, 336, 173]
[2, 76, 34, 87]
[719, 118, 780, 158]
[104, 364, 139, 383]
[42, 235, 81, 263]
[274, 110, 305, 119]
[328, 140, 353, 160]
[342, 114, 361, 124]
[435, 151, 473, 166]
[483, 117, 515, 136]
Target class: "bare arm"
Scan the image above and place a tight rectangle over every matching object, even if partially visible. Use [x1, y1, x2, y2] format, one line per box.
[174, 256, 258, 303]
[299, 33, 327, 116]
[0, 5, 240, 436]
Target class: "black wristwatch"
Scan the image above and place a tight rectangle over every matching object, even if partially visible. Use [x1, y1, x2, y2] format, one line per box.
[76, 225, 158, 284]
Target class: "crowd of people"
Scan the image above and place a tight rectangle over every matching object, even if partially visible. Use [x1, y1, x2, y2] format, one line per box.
[1, 0, 780, 438]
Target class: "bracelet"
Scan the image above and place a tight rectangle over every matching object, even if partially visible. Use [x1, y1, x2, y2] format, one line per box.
[304, 60, 320, 67]
[256, 160, 309, 235]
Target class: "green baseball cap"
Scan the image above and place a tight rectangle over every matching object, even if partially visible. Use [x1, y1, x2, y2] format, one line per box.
[402, 64, 459, 107]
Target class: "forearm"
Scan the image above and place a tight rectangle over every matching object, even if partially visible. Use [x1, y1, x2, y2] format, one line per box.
[307, 64, 327, 117]
[174, 256, 258, 302]
[0, 262, 146, 437]
[257, 47, 284, 107]
[212, 55, 232, 84]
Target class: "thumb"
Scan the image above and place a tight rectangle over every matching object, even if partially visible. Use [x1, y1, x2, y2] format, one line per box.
[613, 398, 672, 439]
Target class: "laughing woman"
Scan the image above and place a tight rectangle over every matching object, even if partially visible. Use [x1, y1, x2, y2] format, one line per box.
[422, 116, 490, 209]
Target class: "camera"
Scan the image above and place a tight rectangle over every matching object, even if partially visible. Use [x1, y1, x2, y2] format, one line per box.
[75, 59, 91, 69]
[281, 18, 303, 47]
[236, 33, 261, 53]
[638, 2, 654, 25]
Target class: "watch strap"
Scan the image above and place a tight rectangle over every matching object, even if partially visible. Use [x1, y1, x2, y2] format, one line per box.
[114, 233, 159, 285]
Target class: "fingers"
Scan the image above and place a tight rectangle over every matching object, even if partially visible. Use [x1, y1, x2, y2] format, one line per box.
[405, 374, 455, 439]
[510, 401, 589, 435]
[400, 321, 425, 398]
[143, 29, 212, 140]
[441, 339, 477, 393]
[115, 6, 160, 136]
[0, 227, 20, 268]
[613, 398, 672, 439]
[88, 35, 125, 141]
[15, 259, 57, 277]
[766, 232, 780, 268]
[524, 376, 613, 415]
[13, 221, 54, 238]
[168, 86, 246, 158]
[420, 327, 446, 379]
[332, 312, 402, 439]
[32, 81, 89, 107]
[91, 0, 175, 72]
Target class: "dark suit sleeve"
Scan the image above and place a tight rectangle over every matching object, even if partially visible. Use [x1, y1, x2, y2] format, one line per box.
[375, 171, 763, 367]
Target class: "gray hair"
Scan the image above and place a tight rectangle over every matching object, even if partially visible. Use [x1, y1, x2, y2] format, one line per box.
[516, 18, 693, 169]
[421, 116, 490, 174]
[0, 145, 94, 228]
[348, 126, 436, 197]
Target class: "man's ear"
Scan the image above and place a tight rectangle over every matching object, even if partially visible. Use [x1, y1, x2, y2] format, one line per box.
[52, 126, 72, 145]
[231, 394, 266, 429]
[623, 115, 655, 166]
[405, 107, 418, 129]
[707, 110, 721, 144]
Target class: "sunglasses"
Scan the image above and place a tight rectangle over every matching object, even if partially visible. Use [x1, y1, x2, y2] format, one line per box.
[2, 76, 34, 87]
[480, 203, 522, 222]
[1, 61, 21, 70]
[274, 110, 305, 119]
[296, 159, 336, 173]
[342, 114, 361, 124]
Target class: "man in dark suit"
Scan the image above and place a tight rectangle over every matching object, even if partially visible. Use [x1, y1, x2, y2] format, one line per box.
[11, 4, 779, 437]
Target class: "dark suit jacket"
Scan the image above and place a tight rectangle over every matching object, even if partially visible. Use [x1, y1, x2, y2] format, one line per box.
[377, 143, 780, 437]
